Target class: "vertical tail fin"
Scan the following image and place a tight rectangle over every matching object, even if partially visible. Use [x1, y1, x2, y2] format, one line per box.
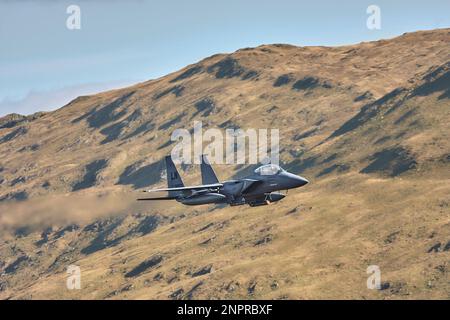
[165, 156, 184, 197]
[200, 155, 219, 185]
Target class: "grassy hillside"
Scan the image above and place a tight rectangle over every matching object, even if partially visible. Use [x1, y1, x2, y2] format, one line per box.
[0, 29, 449, 300]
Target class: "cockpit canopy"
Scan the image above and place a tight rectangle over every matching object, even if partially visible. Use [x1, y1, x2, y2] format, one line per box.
[254, 164, 284, 176]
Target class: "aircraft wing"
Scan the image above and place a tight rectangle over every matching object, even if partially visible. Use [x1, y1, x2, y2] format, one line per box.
[144, 183, 223, 193]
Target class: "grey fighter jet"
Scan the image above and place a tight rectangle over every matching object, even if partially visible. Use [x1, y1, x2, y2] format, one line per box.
[138, 155, 309, 207]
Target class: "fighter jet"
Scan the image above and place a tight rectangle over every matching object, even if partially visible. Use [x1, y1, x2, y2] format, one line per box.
[138, 155, 309, 207]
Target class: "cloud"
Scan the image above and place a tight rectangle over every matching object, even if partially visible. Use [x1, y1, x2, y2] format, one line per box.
[0, 80, 140, 117]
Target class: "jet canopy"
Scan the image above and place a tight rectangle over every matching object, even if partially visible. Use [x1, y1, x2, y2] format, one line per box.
[254, 164, 283, 176]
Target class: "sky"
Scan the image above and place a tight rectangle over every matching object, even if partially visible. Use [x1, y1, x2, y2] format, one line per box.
[0, 0, 449, 117]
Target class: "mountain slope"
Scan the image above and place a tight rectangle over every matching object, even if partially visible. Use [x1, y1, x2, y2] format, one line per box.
[0, 29, 449, 300]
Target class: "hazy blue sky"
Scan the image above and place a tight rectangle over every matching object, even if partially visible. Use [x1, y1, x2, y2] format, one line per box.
[1, 0, 449, 116]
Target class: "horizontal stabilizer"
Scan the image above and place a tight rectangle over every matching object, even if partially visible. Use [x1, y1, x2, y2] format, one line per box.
[137, 196, 178, 201]
[145, 183, 223, 193]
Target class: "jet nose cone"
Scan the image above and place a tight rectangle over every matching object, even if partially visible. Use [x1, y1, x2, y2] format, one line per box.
[296, 176, 309, 187]
[283, 172, 309, 189]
